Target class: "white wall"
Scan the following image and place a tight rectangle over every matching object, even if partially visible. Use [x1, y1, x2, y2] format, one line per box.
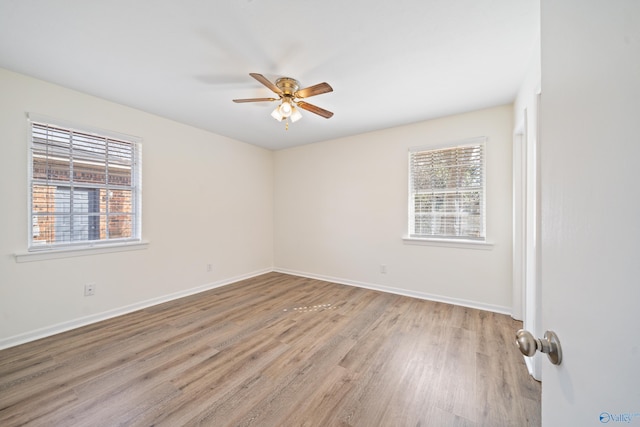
[0, 68, 274, 348]
[274, 105, 514, 312]
[540, 1, 640, 424]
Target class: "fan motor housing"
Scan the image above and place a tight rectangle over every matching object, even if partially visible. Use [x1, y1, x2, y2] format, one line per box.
[275, 77, 299, 96]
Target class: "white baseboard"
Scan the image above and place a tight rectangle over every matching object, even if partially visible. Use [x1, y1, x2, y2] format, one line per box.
[1, 267, 511, 350]
[0, 268, 272, 351]
[274, 268, 512, 316]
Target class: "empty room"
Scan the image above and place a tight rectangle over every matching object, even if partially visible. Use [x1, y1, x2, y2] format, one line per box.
[1, 1, 639, 426]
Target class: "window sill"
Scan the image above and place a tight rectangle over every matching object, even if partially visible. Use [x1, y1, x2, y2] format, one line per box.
[14, 241, 150, 263]
[402, 237, 494, 250]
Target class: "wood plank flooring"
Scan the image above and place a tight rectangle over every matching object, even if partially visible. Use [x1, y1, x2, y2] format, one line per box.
[0, 272, 540, 426]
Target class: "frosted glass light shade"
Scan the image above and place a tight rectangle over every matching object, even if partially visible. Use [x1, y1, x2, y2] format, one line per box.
[271, 106, 283, 121]
[290, 106, 302, 123]
[278, 101, 292, 118]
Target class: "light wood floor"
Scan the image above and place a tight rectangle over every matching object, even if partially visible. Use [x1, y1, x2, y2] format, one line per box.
[0, 272, 540, 426]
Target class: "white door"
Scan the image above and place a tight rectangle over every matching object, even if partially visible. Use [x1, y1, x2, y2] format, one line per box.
[540, 1, 640, 425]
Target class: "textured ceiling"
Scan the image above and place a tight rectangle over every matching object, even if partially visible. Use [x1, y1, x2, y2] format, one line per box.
[0, 0, 539, 150]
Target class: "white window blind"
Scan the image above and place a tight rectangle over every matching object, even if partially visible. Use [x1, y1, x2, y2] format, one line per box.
[28, 118, 141, 250]
[408, 138, 486, 240]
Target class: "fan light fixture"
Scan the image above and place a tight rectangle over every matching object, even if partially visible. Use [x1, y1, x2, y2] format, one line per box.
[233, 73, 334, 130]
[271, 100, 302, 123]
[279, 101, 292, 117]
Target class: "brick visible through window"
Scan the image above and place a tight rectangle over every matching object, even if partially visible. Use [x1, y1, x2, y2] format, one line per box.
[29, 119, 141, 250]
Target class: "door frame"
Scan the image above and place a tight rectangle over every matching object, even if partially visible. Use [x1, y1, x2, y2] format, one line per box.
[513, 92, 543, 381]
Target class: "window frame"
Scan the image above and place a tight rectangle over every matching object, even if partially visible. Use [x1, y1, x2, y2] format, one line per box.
[406, 137, 489, 246]
[26, 113, 143, 253]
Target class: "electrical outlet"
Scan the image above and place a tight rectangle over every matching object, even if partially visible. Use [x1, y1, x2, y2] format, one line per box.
[207, 264, 213, 273]
[84, 283, 96, 296]
[380, 264, 387, 274]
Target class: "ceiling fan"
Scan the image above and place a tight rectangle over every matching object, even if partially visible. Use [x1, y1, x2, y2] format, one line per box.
[233, 73, 333, 128]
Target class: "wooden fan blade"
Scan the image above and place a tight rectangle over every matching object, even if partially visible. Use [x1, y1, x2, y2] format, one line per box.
[249, 73, 283, 95]
[295, 82, 333, 99]
[296, 101, 334, 119]
[233, 97, 278, 103]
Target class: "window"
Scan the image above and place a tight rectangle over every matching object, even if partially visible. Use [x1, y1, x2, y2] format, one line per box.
[28, 116, 141, 250]
[408, 138, 485, 241]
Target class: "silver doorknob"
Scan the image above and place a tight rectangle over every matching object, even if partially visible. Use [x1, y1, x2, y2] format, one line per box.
[515, 329, 563, 365]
